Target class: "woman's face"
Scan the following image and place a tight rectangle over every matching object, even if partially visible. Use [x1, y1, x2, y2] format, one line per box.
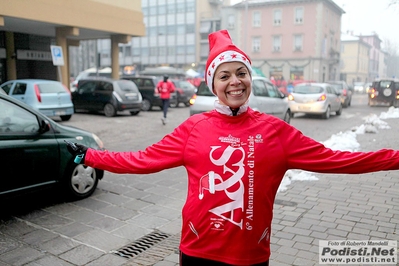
[213, 61, 252, 109]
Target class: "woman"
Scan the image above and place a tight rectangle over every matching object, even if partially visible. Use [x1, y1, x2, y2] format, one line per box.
[66, 30, 399, 266]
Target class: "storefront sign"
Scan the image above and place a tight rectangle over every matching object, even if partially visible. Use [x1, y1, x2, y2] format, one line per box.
[16, 49, 52, 61]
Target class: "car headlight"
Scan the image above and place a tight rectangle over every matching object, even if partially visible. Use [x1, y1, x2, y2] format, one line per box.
[92, 133, 104, 150]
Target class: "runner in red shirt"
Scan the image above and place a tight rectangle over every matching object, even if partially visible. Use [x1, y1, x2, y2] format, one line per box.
[66, 30, 399, 266]
[156, 75, 175, 125]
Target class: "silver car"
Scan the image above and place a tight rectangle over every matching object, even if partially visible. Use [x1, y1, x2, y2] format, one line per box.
[189, 77, 291, 123]
[288, 82, 342, 119]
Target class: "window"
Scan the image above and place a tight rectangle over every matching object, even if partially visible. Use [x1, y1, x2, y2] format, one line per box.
[294, 35, 303, 51]
[149, 47, 158, 56]
[0, 99, 39, 135]
[252, 80, 268, 97]
[253, 11, 261, 27]
[252, 37, 261, 53]
[12, 83, 27, 95]
[295, 7, 304, 24]
[273, 9, 282, 25]
[273, 36, 281, 52]
[265, 83, 279, 98]
[228, 14, 235, 29]
[176, 45, 185, 55]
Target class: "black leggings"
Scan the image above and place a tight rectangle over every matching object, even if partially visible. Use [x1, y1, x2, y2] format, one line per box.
[162, 99, 170, 118]
[180, 251, 269, 266]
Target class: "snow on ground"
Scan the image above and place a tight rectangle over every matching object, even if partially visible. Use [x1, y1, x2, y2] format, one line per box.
[277, 106, 399, 193]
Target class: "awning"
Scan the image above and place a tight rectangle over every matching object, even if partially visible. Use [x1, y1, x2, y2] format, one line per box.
[252, 67, 266, 77]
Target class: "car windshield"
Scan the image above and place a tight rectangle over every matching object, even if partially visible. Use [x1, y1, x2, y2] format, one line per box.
[329, 84, 343, 92]
[179, 80, 195, 89]
[116, 80, 138, 92]
[197, 82, 214, 96]
[38, 83, 66, 93]
[293, 85, 324, 94]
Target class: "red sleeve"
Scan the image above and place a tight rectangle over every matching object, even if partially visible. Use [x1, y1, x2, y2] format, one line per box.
[277, 122, 399, 174]
[83, 118, 195, 174]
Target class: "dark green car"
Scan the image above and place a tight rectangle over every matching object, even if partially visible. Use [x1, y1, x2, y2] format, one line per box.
[0, 93, 104, 200]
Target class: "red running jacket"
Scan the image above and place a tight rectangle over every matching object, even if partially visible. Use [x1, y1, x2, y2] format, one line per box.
[84, 108, 399, 265]
[156, 80, 175, 99]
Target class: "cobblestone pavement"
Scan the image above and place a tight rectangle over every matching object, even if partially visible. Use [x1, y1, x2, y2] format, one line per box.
[0, 97, 398, 265]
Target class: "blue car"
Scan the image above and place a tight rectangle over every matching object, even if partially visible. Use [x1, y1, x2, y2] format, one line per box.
[1, 79, 74, 121]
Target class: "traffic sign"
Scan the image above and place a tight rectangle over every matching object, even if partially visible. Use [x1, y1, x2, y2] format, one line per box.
[50, 45, 64, 66]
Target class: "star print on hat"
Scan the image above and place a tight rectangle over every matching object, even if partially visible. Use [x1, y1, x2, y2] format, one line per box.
[205, 29, 252, 92]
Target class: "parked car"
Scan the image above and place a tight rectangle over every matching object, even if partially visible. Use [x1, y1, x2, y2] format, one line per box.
[0, 93, 104, 200]
[189, 77, 291, 123]
[121, 76, 177, 111]
[1, 79, 74, 121]
[72, 77, 142, 117]
[170, 79, 196, 107]
[368, 78, 399, 107]
[326, 80, 353, 107]
[288, 82, 342, 119]
[70, 67, 112, 91]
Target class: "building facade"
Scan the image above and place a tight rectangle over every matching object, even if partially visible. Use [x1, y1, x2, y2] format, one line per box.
[226, 0, 344, 83]
[340, 34, 371, 84]
[0, 0, 145, 87]
[117, 0, 229, 76]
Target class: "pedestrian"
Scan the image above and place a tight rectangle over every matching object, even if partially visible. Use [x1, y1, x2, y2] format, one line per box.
[156, 75, 176, 125]
[66, 29, 399, 266]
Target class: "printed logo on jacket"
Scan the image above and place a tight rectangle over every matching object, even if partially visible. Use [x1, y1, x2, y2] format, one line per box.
[198, 134, 264, 232]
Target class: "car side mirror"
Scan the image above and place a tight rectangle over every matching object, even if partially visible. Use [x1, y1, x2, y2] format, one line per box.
[39, 119, 50, 133]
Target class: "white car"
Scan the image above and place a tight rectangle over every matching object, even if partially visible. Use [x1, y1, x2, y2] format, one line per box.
[189, 77, 291, 123]
[288, 82, 342, 119]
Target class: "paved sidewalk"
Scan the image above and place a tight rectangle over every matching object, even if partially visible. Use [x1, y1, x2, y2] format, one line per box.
[0, 107, 398, 266]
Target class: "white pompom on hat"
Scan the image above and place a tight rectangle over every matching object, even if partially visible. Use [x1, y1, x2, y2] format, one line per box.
[205, 29, 252, 93]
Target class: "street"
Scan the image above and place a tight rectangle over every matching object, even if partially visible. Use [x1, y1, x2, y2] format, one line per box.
[0, 93, 398, 266]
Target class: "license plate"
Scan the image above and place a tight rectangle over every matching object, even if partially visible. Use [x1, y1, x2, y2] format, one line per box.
[55, 110, 66, 115]
[298, 106, 311, 111]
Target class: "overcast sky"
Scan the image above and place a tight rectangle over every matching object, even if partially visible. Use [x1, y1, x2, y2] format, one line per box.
[230, 0, 399, 47]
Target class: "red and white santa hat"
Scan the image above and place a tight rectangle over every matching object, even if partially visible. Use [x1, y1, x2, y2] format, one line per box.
[205, 30, 252, 93]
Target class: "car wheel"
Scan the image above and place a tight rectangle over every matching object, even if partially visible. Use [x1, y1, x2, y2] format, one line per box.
[64, 163, 99, 200]
[283, 110, 291, 124]
[170, 101, 179, 108]
[322, 106, 331, 119]
[141, 98, 152, 111]
[130, 111, 140, 115]
[60, 115, 72, 121]
[184, 102, 190, 107]
[336, 104, 342, 115]
[104, 103, 117, 117]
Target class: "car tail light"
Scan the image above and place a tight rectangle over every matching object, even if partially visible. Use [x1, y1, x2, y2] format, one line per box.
[369, 88, 377, 99]
[34, 84, 41, 102]
[317, 94, 327, 101]
[189, 94, 197, 105]
[396, 90, 399, 100]
[62, 84, 72, 99]
[342, 89, 347, 96]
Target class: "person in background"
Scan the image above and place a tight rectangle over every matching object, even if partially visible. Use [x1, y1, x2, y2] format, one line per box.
[286, 80, 294, 94]
[66, 29, 399, 266]
[156, 75, 176, 125]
